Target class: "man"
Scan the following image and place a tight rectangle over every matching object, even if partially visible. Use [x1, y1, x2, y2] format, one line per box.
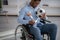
[18, 0, 57, 40]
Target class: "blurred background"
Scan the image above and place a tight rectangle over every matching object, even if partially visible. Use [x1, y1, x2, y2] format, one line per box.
[0, 0, 60, 40]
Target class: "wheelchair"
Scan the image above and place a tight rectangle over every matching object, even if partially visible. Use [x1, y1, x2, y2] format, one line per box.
[15, 18, 51, 40]
[15, 24, 50, 40]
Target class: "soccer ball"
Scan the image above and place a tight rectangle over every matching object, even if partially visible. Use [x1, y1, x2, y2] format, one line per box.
[36, 8, 45, 17]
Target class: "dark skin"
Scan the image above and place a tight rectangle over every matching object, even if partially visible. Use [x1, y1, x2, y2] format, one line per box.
[27, 0, 46, 25]
[30, 0, 40, 8]
[27, 0, 40, 25]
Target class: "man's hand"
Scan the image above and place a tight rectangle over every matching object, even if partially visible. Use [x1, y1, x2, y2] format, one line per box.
[27, 12, 31, 16]
[29, 20, 35, 25]
[40, 13, 46, 19]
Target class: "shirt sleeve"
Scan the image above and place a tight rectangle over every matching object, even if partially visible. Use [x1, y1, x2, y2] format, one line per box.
[17, 9, 30, 24]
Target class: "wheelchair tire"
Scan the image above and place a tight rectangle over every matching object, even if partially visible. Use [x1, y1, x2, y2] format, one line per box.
[15, 25, 26, 40]
[15, 25, 35, 40]
[21, 30, 26, 40]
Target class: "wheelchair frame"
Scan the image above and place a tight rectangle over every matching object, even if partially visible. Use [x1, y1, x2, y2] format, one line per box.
[15, 24, 50, 40]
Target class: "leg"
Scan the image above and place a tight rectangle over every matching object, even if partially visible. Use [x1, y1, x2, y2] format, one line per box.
[49, 24, 57, 40]
[37, 23, 57, 40]
[29, 25, 43, 40]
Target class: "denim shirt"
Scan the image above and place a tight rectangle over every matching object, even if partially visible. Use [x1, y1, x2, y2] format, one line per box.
[18, 4, 43, 26]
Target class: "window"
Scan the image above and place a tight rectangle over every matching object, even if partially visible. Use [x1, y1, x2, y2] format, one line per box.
[3, 0, 8, 5]
[0, 0, 2, 8]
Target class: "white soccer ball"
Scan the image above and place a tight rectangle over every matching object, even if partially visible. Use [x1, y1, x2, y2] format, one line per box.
[36, 8, 45, 17]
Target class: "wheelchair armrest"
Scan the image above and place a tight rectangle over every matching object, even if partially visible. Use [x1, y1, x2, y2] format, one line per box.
[45, 20, 51, 23]
[40, 19, 51, 24]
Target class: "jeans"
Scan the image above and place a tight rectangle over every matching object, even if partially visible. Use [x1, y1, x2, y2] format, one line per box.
[29, 23, 57, 40]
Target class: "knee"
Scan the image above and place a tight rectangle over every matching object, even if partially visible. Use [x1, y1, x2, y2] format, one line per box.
[30, 27, 41, 33]
[51, 23, 57, 30]
[34, 27, 41, 32]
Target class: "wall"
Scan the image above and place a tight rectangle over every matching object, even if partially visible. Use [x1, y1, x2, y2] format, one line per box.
[2, 0, 60, 16]
[40, 0, 60, 16]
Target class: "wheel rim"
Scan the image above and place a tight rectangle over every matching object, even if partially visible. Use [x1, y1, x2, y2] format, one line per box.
[15, 25, 23, 40]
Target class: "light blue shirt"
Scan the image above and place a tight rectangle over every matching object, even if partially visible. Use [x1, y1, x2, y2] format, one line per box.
[18, 4, 43, 26]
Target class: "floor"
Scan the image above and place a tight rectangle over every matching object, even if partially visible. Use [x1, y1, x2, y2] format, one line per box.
[0, 16, 60, 40]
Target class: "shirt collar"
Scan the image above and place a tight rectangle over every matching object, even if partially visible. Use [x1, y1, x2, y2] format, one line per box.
[28, 4, 35, 9]
[28, 4, 39, 11]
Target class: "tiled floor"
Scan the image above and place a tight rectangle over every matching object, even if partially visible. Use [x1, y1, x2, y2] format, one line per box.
[0, 16, 18, 32]
[0, 16, 60, 40]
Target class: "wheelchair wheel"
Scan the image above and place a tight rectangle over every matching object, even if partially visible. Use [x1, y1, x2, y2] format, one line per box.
[15, 25, 35, 40]
[15, 25, 26, 40]
[42, 34, 50, 40]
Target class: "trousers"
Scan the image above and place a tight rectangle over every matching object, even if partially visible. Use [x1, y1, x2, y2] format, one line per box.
[28, 23, 57, 40]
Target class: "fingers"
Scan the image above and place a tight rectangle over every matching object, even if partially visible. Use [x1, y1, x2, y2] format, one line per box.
[27, 12, 31, 16]
[29, 20, 35, 25]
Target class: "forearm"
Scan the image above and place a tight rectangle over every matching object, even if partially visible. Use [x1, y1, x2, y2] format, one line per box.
[18, 18, 30, 24]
